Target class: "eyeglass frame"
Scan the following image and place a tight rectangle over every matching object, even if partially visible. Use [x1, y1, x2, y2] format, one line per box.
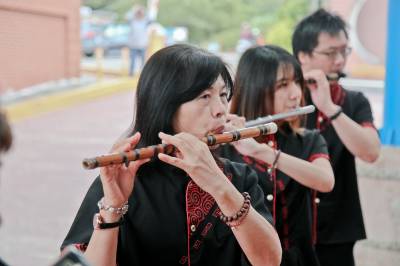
[312, 47, 352, 59]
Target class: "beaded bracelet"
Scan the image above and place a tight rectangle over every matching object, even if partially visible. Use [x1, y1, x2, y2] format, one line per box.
[219, 192, 251, 229]
[97, 197, 129, 216]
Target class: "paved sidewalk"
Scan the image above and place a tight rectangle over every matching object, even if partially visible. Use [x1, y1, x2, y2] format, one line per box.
[3, 77, 138, 122]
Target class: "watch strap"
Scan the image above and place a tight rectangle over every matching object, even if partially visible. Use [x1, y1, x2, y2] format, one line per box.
[94, 213, 124, 230]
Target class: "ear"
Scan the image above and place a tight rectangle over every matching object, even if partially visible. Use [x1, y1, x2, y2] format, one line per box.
[298, 51, 310, 65]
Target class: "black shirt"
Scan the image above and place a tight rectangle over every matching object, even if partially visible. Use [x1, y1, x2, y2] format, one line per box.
[305, 85, 375, 244]
[218, 127, 329, 266]
[62, 158, 272, 266]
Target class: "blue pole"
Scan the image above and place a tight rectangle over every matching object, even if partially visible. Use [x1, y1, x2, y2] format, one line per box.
[380, 0, 400, 146]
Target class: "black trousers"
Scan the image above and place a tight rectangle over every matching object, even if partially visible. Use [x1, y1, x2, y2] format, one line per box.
[316, 242, 355, 266]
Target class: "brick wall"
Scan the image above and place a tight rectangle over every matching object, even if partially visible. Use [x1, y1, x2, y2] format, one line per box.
[0, 0, 80, 92]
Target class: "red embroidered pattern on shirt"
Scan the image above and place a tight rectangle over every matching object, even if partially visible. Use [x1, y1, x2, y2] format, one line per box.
[186, 161, 232, 231]
[183, 162, 233, 265]
[186, 182, 216, 230]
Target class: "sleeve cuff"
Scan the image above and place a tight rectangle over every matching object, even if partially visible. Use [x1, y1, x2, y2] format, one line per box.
[308, 153, 330, 162]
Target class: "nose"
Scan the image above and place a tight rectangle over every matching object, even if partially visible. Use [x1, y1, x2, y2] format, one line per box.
[334, 51, 346, 67]
[288, 82, 302, 100]
[211, 96, 227, 118]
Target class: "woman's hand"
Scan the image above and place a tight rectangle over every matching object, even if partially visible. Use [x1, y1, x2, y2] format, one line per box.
[100, 132, 150, 207]
[157, 132, 227, 196]
[225, 114, 272, 158]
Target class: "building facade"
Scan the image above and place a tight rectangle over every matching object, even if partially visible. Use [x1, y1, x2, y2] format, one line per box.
[327, 0, 387, 79]
[0, 0, 80, 92]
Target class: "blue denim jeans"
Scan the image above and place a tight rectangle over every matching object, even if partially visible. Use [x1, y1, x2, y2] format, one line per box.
[129, 48, 146, 76]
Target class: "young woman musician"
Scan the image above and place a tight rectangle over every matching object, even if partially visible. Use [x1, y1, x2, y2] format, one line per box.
[61, 44, 282, 266]
[218, 45, 334, 266]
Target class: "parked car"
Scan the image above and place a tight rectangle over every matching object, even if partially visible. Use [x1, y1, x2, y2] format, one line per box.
[81, 22, 105, 57]
[100, 23, 131, 56]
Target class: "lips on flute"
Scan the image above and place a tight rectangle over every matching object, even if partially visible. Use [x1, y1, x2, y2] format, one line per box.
[82, 122, 278, 170]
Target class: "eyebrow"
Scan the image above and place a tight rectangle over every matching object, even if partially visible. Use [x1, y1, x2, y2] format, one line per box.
[207, 84, 227, 91]
[325, 45, 347, 50]
[276, 77, 289, 83]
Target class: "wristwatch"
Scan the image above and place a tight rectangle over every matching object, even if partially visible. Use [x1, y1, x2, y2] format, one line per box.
[93, 213, 124, 230]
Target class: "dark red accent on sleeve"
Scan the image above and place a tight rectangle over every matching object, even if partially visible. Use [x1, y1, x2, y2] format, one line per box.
[308, 153, 330, 162]
[254, 163, 267, 172]
[73, 243, 88, 252]
[361, 122, 376, 129]
[241, 155, 254, 165]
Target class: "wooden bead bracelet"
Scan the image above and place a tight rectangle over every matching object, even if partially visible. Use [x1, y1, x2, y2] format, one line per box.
[219, 192, 251, 228]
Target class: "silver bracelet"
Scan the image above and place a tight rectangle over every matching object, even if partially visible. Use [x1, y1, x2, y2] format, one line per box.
[97, 197, 129, 216]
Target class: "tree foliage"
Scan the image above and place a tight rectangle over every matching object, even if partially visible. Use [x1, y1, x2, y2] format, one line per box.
[83, 0, 311, 50]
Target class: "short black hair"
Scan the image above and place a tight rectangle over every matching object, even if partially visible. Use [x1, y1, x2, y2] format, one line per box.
[292, 8, 348, 59]
[131, 44, 233, 147]
[231, 45, 304, 122]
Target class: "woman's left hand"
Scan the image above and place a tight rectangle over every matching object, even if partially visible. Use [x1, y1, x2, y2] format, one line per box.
[158, 132, 226, 195]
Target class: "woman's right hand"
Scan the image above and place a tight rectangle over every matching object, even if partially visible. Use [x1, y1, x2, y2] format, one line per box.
[225, 114, 272, 158]
[100, 132, 150, 207]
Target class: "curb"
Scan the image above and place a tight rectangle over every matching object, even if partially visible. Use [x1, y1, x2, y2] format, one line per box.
[4, 77, 138, 122]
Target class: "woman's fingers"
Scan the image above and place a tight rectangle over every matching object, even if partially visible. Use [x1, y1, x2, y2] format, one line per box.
[158, 132, 191, 153]
[111, 132, 141, 153]
[226, 114, 246, 128]
[158, 153, 188, 170]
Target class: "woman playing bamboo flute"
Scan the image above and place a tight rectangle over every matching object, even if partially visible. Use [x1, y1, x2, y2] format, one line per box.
[61, 44, 282, 266]
[218, 45, 334, 266]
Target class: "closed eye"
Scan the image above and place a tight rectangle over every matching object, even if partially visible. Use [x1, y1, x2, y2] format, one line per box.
[276, 81, 288, 89]
[199, 93, 211, 100]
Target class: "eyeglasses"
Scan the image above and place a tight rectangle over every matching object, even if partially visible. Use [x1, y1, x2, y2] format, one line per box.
[313, 47, 352, 59]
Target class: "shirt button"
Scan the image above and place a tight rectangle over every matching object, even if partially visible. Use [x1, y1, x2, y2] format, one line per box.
[318, 116, 324, 123]
[315, 197, 320, 204]
[268, 141, 274, 147]
[190, 224, 196, 232]
[266, 194, 274, 201]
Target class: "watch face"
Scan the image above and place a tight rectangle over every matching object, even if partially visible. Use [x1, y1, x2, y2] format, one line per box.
[93, 213, 102, 229]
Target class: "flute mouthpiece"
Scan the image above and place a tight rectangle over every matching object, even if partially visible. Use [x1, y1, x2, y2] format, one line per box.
[82, 158, 98, 169]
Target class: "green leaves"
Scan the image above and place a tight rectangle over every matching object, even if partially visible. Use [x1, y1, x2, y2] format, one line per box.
[83, 0, 310, 50]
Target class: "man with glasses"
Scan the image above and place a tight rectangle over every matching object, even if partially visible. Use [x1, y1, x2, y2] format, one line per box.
[292, 9, 380, 266]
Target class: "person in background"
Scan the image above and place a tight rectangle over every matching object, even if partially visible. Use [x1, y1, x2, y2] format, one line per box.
[292, 9, 380, 266]
[128, 5, 151, 76]
[218, 45, 334, 266]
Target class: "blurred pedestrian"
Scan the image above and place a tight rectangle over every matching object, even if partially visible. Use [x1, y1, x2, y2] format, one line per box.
[128, 5, 151, 76]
